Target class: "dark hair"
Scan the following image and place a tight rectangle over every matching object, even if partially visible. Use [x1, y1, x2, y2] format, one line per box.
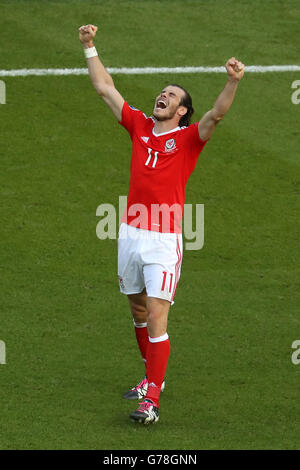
[170, 84, 194, 127]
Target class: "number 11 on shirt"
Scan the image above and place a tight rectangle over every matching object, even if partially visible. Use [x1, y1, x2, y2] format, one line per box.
[145, 148, 158, 168]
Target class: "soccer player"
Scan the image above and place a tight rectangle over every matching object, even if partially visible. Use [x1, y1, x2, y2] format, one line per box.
[79, 24, 245, 424]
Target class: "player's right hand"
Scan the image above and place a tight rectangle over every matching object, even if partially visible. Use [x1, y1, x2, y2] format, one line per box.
[78, 24, 98, 44]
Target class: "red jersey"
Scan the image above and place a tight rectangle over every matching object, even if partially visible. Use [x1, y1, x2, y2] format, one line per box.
[119, 101, 208, 233]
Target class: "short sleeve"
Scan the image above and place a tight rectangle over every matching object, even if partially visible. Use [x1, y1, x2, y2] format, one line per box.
[185, 121, 208, 155]
[182, 122, 209, 176]
[119, 102, 145, 139]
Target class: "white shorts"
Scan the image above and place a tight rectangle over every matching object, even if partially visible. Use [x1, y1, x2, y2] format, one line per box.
[118, 223, 183, 303]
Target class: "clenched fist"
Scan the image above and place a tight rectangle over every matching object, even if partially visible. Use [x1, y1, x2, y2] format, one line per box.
[79, 24, 98, 46]
[226, 57, 245, 81]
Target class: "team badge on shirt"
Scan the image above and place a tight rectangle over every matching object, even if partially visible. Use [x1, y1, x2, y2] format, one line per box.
[118, 276, 125, 289]
[165, 138, 176, 152]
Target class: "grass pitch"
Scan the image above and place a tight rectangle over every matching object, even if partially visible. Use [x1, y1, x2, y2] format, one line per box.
[0, 0, 300, 450]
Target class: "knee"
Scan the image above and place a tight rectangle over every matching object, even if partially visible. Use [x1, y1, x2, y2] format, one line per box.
[146, 298, 169, 321]
[146, 300, 169, 337]
[147, 309, 161, 325]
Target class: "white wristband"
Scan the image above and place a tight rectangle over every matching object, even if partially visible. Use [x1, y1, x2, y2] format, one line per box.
[84, 46, 98, 59]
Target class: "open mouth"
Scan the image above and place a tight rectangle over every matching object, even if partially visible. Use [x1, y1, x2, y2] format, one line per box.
[156, 100, 167, 109]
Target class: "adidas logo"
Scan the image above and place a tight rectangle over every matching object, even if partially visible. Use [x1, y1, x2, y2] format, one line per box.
[148, 382, 158, 388]
[141, 136, 149, 143]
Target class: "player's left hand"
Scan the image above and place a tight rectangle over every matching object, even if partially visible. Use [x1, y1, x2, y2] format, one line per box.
[78, 24, 98, 45]
[226, 57, 245, 81]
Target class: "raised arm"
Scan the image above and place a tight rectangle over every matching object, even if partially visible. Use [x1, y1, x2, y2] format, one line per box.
[79, 24, 125, 121]
[198, 57, 245, 141]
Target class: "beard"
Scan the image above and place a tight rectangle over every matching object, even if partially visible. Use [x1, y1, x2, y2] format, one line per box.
[153, 107, 177, 121]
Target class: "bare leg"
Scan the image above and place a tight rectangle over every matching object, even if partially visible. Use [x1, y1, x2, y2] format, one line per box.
[146, 297, 170, 338]
[127, 288, 147, 324]
[127, 289, 148, 374]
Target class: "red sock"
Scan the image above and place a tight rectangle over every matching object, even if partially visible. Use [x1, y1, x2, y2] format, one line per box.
[134, 322, 149, 374]
[145, 334, 170, 407]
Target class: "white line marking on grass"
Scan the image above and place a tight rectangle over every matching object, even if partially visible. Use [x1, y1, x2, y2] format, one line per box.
[0, 65, 300, 77]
